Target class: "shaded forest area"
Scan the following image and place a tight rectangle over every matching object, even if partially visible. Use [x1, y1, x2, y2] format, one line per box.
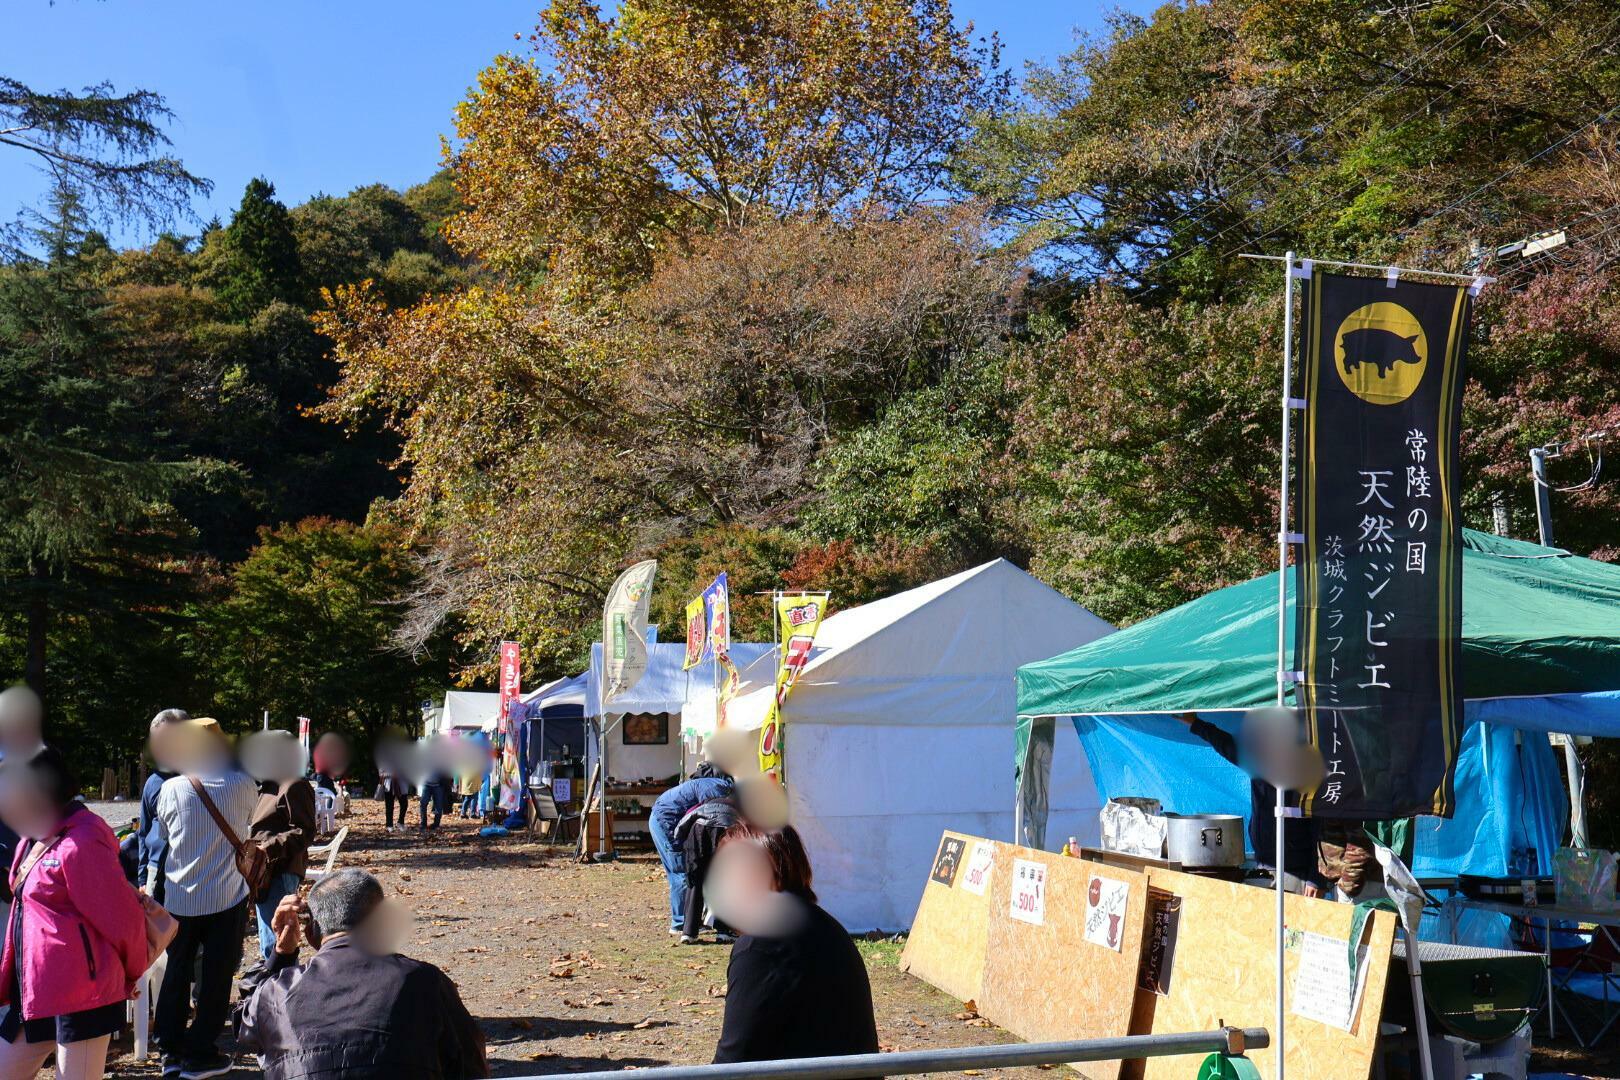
[4, 1, 1620, 823]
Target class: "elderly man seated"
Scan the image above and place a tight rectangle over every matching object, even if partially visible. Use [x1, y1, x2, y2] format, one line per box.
[236, 868, 487, 1079]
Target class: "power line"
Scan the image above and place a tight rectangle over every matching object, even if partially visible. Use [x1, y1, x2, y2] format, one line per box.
[1499, 206, 1620, 281]
[1152, 0, 1512, 240]
[1158, 2, 1613, 276]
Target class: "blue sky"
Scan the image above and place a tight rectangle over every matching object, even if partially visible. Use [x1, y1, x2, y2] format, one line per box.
[2, 1, 1156, 241]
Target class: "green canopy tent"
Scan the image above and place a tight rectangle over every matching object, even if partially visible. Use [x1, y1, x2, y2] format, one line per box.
[1014, 529, 1620, 852]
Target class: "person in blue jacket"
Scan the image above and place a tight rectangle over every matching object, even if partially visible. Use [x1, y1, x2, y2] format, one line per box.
[649, 763, 734, 935]
[138, 707, 191, 899]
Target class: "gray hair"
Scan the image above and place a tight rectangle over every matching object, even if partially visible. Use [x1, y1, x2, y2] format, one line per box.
[150, 708, 190, 731]
[306, 868, 385, 938]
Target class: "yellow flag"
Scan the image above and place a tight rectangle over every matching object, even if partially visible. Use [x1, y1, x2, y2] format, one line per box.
[758, 592, 829, 780]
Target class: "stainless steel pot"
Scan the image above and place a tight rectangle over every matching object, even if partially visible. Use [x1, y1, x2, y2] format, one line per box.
[1164, 813, 1244, 868]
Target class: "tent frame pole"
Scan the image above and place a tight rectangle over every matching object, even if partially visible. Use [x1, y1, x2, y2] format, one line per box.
[1274, 249, 1297, 1080]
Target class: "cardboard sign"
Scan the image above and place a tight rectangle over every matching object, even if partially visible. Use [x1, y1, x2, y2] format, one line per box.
[961, 840, 995, 896]
[1138, 886, 1181, 994]
[1084, 874, 1131, 951]
[932, 836, 965, 887]
[1009, 859, 1047, 925]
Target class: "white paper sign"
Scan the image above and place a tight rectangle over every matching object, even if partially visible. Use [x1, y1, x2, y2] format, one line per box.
[1083, 875, 1131, 951]
[1009, 858, 1047, 925]
[552, 777, 572, 803]
[961, 841, 995, 896]
[1290, 929, 1371, 1031]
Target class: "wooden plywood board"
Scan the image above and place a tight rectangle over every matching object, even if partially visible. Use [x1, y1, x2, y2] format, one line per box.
[978, 846, 1151, 1080]
[900, 832, 995, 1004]
[1140, 867, 1395, 1080]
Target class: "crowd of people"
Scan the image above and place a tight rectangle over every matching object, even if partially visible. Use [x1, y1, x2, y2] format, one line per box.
[0, 685, 881, 1080]
[0, 692, 488, 1080]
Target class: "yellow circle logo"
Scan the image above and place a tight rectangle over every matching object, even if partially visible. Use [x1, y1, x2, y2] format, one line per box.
[1333, 302, 1428, 405]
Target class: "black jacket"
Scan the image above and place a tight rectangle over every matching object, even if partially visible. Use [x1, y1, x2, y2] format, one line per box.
[714, 900, 878, 1068]
[235, 936, 487, 1079]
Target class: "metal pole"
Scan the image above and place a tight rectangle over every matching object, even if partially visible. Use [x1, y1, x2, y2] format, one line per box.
[539, 1028, 1270, 1080]
[1404, 939, 1438, 1080]
[1275, 249, 1297, 1080]
[1529, 447, 1589, 847]
[597, 717, 610, 858]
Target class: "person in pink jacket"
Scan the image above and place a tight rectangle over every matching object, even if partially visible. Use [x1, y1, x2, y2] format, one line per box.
[0, 747, 148, 1080]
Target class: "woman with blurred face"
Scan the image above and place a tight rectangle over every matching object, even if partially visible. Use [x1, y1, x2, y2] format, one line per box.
[708, 823, 878, 1070]
[0, 748, 149, 1080]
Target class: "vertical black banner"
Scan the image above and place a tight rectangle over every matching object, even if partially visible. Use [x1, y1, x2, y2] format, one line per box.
[1295, 271, 1469, 820]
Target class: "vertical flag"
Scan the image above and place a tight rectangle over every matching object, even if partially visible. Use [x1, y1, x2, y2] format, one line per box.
[497, 641, 522, 812]
[682, 596, 707, 670]
[297, 716, 311, 753]
[702, 573, 731, 661]
[758, 592, 830, 782]
[1295, 271, 1470, 819]
[603, 560, 658, 704]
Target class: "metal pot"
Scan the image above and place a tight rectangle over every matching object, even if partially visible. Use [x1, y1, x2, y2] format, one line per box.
[1164, 813, 1244, 868]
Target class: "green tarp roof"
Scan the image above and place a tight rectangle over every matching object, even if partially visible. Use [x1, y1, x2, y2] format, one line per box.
[1016, 529, 1620, 718]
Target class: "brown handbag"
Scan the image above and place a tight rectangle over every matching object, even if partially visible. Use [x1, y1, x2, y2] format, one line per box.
[187, 776, 271, 898]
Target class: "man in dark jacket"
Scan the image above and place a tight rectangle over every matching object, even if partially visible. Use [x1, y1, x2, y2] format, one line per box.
[649, 763, 734, 934]
[245, 730, 319, 966]
[675, 795, 740, 943]
[238, 868, 487, 1079]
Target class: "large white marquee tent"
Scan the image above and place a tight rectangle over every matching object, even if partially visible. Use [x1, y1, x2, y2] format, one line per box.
[730, 559, 1114, 931]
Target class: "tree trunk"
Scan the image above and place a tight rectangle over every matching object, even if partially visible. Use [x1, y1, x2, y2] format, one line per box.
[24, 571, 47, 704]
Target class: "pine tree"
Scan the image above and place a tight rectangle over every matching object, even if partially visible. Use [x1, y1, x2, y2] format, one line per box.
[208, 177, 304, 318]
[0, 191, 214, 702]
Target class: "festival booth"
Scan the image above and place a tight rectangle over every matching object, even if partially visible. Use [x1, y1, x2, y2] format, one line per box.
[1014, 529, 1620, 946]
[730, 559, 1114, 931]
[433, 690, 502, 736]
[582, 636, 772, 851]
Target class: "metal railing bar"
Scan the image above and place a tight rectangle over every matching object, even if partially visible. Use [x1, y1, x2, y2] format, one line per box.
[520, 1026, 1270, 1080]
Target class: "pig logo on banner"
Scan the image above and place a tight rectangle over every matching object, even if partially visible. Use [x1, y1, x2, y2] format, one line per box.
[1335, 302, 1429, 405]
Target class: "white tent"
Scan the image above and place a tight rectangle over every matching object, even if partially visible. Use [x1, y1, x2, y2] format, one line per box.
[435, 691, 502, 735]
[729, 559, 1114, 931]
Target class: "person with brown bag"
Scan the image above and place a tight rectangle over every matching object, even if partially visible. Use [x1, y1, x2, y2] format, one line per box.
[152, 719, 259, 1080]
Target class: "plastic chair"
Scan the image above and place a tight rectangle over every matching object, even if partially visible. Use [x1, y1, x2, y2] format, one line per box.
[314, 788, 338, 835]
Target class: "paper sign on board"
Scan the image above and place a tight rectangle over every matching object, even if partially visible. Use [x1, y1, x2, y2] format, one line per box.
[1289, 928, 1371, 1031]
[961, 841, 995, 896]
[1009, 859, 1047, 925]
[1083, 875, 1130, 951]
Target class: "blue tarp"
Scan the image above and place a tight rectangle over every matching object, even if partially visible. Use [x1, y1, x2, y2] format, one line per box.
[1066, 696, 1616, 945]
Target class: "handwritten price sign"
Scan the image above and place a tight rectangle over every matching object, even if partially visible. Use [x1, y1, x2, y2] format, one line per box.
[961, 841, 995, 896]
[1009, 858, 1047, 925]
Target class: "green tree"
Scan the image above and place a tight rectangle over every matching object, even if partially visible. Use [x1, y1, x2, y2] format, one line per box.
[198, 519, 445, 753]
[0, 77, 210, 232]
[203, 178, 304, 319]
[0, 193, 216, 700]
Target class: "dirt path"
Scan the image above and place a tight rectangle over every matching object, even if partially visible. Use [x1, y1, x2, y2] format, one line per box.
[106, 798, 1046, 1077]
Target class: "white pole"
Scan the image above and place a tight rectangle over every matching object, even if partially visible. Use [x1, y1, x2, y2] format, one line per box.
[1275, 249, 1298, 1080]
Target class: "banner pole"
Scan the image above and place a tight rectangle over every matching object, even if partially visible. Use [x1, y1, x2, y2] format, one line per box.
[1275, 249, 1297, 1080]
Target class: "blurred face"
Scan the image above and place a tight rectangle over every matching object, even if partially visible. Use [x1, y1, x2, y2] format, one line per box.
[0, 686, 43, 758]
[241, 732, 309, 782]
[706, 838, 806, 938]
[0, 764, 60, 841]
[313, 733, 351, 778]
[152, 721, 229, 775]
[352, 898, 412, 956]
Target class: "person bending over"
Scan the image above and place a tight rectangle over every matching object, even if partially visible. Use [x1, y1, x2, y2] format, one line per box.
[236, 868, 487, 1079]
[710, 823, 878, 1069]
[648, 763, 734, 935]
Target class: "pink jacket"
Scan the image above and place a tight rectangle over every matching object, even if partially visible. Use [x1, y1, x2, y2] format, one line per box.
[0, 806, 147, 1018]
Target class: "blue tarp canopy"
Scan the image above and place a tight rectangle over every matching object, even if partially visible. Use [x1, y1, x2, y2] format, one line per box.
[1014, 532, 1620, 930]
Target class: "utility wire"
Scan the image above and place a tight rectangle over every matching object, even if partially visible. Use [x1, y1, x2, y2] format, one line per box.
[1156, 1, 1612, 276]
[1152, 0, 1512, 240]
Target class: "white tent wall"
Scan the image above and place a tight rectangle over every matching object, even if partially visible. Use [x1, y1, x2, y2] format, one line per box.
[766, 560, 1114, 932]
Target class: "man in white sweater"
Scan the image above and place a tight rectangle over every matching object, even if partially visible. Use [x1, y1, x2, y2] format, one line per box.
[153, 719, 259, 1080]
